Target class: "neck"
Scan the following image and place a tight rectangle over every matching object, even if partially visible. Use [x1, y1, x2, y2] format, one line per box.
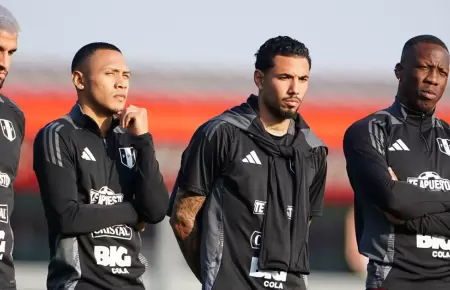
[79, 102, 113, 137]
[396, 95, 435, 116]
[259, 101, 290, 136]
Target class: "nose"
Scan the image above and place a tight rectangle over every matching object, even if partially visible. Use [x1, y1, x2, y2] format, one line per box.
[115, 76, 128, 90]
[288, 79, 300, 96]
[0, 51, 9, 72]
[424, 68, 439, 86]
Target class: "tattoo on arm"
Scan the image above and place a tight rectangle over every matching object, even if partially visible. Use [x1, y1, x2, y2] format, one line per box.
[169, 188, 206, 281]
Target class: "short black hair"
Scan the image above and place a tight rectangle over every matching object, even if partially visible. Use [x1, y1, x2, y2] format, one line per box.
[255, 36, 311, 72]
[71, 42, 122, 73]
[401, 35, 448, 60]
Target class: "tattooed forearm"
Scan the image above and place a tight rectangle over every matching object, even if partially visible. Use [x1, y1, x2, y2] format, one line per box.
[172, 193, 205, 240]
[169, 188, 206, 281]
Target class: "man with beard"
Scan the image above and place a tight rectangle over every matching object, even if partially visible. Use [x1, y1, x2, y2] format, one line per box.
[168, 36, 328, 290]
[33, 42, 169, 290]
[344, 35, 450, 290]
[0, 5, 23, 290]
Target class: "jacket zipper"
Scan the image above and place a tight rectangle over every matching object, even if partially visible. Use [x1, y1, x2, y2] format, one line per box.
[420, 114, 430, 152]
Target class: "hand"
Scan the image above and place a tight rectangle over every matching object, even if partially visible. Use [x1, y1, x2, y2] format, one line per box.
[382, 210, 405, 225]
[116, 105, 148, 136]
[388, 167, 398, 181]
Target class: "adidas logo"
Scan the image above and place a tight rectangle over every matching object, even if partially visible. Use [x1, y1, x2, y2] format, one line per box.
[388, 139, 410, 151]
[81, 147, 96, 161]
[242, 150, 262, 165]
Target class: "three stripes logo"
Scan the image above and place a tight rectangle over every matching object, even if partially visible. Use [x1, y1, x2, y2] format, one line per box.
[81, 147, 96, 161]
[0, 119, 15, 142]
[242, 150, 262, 165]
[388, 139, 410, 151]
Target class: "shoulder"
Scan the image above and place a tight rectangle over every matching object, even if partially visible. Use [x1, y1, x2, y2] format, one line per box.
[0, 94, 24, 124]
[435, 117, 450, 130]
[35, 114, 79, 145]
[344, 107, 395, 140]
[192, 118, 237, 143]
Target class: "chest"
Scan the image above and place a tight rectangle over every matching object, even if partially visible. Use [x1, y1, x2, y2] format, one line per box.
[0, 104, 22, 175]
[71, 130, 137, 204]
[224, 134, 315, 205]
[386, 126, 450, 191]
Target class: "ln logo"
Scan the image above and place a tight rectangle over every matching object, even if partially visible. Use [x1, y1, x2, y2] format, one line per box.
[0, 119, 15, 142]
[119, 147, 136, 169]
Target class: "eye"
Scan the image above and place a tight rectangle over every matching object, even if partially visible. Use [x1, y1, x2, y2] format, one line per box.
[105, 72, 114, 76]
[299, 76, 309, 82]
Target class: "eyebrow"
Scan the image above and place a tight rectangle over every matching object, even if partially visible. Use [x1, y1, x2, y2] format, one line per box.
[104, 67, 131, 74]
[276, 73, 309, 78]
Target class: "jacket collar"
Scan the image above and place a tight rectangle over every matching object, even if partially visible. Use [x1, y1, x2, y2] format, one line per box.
[69, 103, 120, 135]
[388, 98, 437, 129]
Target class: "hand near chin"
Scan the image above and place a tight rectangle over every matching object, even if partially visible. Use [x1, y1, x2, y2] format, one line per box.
[116, 105, 149, 136]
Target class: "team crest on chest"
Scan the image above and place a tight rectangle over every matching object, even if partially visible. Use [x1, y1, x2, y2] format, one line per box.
[119, 147, 136, 169]
[0, 119, 15, 142]
[437, 138, 450, 156]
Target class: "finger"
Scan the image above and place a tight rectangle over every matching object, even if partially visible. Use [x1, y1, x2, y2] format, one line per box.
[123, 112, 136, 128]
[121, 111, 131, 128]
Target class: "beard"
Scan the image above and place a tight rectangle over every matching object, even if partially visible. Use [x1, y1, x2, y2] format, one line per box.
[262, 95, 299, 121]
[0, 71, 8, 89]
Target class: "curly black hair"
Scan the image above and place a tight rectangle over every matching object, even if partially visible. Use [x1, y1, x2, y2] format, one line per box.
[255, 36, 311, 72]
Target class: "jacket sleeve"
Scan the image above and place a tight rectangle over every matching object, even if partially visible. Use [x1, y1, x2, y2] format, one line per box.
[167, 120, 231, 217]
[405, 211, 450, 236]
[33, 126, 139, 235]
[343, 119, 450, 220]
[309, 147, 327, 217]
[131, 133, 169, 224]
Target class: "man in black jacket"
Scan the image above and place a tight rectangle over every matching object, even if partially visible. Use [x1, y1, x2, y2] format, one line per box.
[33, 42, 169, 290]
[344, 35, 450, 290]
[0, 5, 22, 290]
[168, 36, 327, 290]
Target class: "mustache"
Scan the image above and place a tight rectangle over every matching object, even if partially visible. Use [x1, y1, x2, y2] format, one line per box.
[282, 96, 301, 102]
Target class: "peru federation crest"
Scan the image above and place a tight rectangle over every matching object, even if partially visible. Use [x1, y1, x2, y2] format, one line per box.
[0, 119, 15, 142]
[119, 147, 136, 169]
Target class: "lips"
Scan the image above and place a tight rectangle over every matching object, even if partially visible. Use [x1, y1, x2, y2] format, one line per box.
[114, 94, 127, 101]
[284, 98, 300, 106]
[421, 89, 437, 100]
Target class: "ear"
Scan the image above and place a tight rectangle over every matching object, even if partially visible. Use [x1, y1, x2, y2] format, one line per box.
[72, 71, 85, 90]
[254, 69, 265, 90]
[394, 63, 403, 81]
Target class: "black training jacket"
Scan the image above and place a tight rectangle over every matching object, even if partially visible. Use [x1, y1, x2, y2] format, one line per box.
[169, 96, 327, 290]
[33, 103, 169, 290]
[0, 94, 25, 289]
[344, 99, 450, 290]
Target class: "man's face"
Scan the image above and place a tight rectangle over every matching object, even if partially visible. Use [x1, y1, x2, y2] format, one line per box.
[256, 55, 310, 120]
[0, 30, 18, 89]
[396, 43, 449, 113]
[82, 49, 130, 116]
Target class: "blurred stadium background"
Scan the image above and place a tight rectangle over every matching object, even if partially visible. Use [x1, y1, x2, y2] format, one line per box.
[2, 0, 450, 289]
